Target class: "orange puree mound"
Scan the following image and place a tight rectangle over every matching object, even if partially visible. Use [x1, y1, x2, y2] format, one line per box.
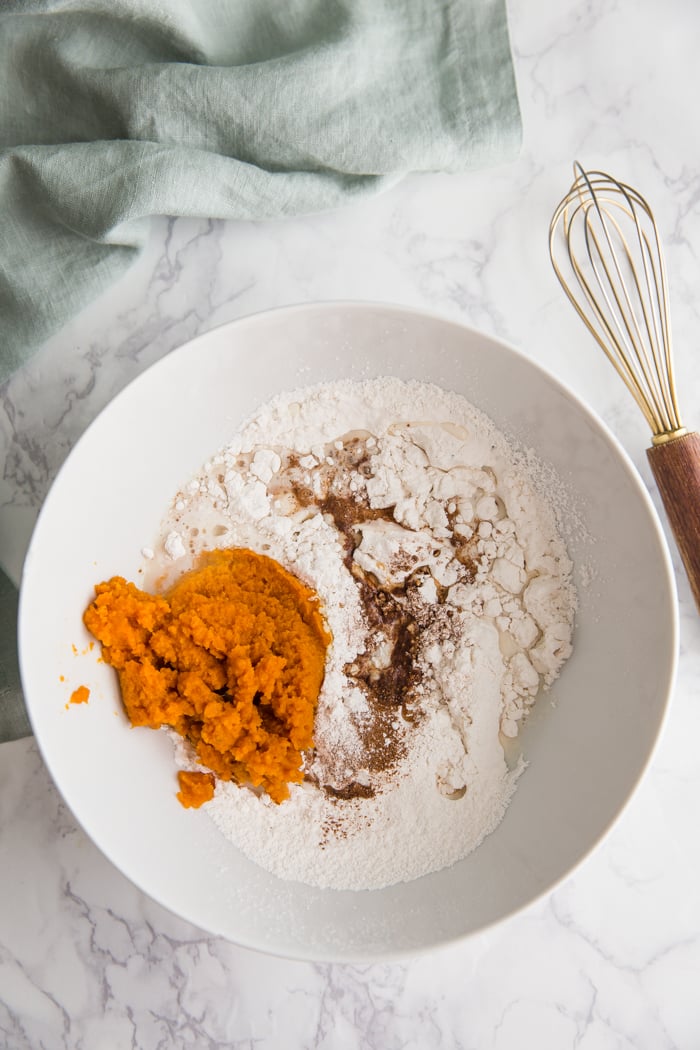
[177, 770, 215, 809]
[83, 548, 330, 804]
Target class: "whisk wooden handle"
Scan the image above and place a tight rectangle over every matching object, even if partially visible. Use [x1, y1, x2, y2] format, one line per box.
[647, 431, 700, 611]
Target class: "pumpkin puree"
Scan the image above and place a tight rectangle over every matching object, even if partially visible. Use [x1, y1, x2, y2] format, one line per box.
[177, 770, 216, 809]
[83, 548, 330, 806]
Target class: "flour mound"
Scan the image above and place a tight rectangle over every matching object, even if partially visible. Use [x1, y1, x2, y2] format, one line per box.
[157, 378, 576, 890]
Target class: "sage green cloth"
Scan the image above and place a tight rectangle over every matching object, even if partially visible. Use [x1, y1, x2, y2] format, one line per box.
[0, 0, 521, 740]
[0, 0, 521, 382]
[0, 567, 30, 742]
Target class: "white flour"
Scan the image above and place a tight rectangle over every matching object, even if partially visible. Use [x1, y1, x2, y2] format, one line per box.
[157, 378, 576, 890]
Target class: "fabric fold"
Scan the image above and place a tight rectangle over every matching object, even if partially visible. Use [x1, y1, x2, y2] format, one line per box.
[0, 0, 521, 384]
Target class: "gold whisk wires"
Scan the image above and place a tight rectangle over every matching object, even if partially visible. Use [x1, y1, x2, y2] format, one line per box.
[549, 162, 685, 444]
[549, 162, 700, 612]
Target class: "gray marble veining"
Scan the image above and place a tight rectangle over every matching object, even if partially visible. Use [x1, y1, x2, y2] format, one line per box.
[2, 0, 700, 1046]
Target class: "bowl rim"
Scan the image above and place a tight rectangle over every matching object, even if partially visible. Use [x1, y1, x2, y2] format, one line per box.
[18, 298, 679, 961]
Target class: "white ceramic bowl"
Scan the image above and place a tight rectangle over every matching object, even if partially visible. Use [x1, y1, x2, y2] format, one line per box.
[19, 302, 677, 961]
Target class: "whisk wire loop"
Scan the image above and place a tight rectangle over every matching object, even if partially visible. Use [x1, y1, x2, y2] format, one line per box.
[549, 163, 685, 442]
[553, 195, 660, 432]
[587, 204, 671, 431]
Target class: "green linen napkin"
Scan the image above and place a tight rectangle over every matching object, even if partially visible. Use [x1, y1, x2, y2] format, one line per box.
[0, 0, 521, 741]
[0, 0, 521, 382]
[0, 567, 30, 742]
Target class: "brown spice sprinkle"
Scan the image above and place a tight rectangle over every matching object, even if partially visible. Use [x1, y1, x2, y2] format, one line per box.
[267, 434, 459, 799]
[83, 548, 330, 805]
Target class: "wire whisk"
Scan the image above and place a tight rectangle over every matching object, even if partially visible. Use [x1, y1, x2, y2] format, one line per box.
[549, 163, 700, 610]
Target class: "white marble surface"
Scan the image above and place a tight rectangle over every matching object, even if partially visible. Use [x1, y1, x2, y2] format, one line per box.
[2, 0, 700, 1046]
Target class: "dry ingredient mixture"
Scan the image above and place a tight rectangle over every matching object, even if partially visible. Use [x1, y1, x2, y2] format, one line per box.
[149, 378, 576, 891]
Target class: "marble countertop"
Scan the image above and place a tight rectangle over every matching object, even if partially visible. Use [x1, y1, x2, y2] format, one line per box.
[2, 0, 700, 1046]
